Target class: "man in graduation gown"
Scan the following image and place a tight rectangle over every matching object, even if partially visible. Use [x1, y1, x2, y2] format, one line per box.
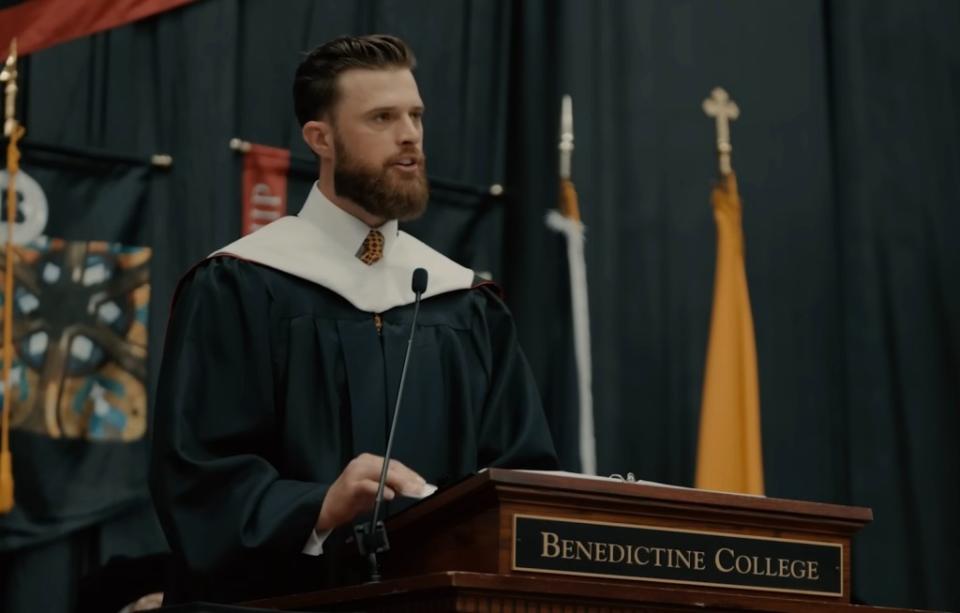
[149, 34, 559, 604]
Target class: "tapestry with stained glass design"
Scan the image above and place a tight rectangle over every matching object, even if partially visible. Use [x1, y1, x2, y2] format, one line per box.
[0, 238, 150, 442]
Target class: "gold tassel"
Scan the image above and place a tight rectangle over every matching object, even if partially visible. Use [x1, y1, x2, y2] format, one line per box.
[0, 449, 12, 513]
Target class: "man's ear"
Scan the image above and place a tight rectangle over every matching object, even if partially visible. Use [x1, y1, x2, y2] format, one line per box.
[302, 119, 333, 159]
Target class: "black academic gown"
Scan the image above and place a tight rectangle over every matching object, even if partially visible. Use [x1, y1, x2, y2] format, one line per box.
[149, 257, 558, 604]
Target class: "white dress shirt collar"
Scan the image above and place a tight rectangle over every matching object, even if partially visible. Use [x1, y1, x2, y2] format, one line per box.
[297, 184, 400, 263]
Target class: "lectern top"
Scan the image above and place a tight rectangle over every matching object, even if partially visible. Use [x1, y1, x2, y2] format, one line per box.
[389, 468, 873, 533]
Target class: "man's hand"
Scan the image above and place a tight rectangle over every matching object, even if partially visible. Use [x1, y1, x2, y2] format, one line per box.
[315, 453, 426, 532]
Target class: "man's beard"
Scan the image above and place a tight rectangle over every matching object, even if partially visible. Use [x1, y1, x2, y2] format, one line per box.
[332, 133, 429, 222]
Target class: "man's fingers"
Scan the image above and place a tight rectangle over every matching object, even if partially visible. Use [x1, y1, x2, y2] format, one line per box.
[384, 467, 428, 498]
[388, 458, 426, 485]
[351, 454, 426, 496]
[352, 453, 382, 475]
[354, 479, 395, 502]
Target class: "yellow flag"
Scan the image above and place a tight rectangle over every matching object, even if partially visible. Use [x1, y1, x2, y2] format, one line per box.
[694, 172, 764, 495]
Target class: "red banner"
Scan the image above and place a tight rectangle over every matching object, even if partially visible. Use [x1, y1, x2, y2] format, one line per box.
[0, 0, 196, 56]
[241, 144, 290, 236]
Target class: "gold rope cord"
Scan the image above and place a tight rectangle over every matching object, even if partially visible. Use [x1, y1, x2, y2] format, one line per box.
[0, 39, 21, 513]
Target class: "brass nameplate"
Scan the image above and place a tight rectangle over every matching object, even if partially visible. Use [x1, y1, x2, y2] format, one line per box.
[512, 514, 843, 597]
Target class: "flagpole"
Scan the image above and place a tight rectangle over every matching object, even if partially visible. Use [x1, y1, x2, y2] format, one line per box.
[546, 95, 596, 475]
[0, 38, 23, 513]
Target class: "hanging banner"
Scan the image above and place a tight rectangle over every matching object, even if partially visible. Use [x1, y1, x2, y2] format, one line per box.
[241, 144, 290, 236]
[0, 0, 197, 56]
[0, 145, 153, 551]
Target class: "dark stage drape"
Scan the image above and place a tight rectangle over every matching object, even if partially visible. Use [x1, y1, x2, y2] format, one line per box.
[825, 1, 960, 604]
[3, 0, 957, 610]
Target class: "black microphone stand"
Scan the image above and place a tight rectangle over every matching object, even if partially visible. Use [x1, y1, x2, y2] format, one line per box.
[354, 268, 428, 582]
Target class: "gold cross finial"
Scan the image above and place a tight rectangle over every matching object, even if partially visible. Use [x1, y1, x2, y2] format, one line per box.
[702, 87, 739, 175]
[1, 39, 18, 138]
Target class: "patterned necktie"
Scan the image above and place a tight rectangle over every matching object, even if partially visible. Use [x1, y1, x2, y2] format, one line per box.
[356, 229, 385, 265]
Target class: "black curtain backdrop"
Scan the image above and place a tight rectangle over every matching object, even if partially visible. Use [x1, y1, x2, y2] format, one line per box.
[5, 0, 957, 610]
[826, 2, 960, 604]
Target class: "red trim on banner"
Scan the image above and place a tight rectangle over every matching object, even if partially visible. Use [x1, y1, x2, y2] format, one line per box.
[241, 144, 291, 236]
[0, 0, 196, 56]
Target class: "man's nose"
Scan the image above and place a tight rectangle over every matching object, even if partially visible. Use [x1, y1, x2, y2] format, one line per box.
[396, 115, 421, 146]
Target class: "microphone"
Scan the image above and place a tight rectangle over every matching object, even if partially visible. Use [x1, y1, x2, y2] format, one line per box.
[355, 267, 429, 582]
[411, 267, 428, 295]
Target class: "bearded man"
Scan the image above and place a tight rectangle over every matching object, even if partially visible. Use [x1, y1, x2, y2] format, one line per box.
[149, 34, 558, 604]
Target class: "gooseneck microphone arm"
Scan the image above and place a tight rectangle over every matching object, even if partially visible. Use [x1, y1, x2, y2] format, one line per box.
[355, 267, 429, 582]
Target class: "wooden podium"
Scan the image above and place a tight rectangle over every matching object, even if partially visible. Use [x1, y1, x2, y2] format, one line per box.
[251, 470, 924, 612]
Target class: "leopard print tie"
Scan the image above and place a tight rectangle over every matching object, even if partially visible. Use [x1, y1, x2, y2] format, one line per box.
[356, 229, 385, 265]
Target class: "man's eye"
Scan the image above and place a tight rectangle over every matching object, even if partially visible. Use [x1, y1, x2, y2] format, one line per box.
[373, 113, 391, 123]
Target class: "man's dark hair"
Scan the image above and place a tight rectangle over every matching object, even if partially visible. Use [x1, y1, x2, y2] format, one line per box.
[293, 34, 417, 126]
